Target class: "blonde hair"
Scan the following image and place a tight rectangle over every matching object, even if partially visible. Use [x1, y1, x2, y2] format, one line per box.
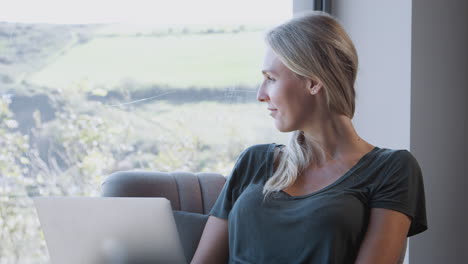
[262, 11, 359, 198]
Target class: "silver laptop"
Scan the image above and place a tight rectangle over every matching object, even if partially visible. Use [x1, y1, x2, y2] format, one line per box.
[33, 197, 187, 264]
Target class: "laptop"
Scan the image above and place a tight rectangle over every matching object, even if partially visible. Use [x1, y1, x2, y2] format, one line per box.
[33, 197, 187, 264]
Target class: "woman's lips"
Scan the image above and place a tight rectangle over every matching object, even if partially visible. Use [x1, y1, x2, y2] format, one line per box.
[268, 108, 277, 117]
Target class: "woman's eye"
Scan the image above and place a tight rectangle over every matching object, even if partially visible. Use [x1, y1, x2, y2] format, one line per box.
[266, 76, 275, 81]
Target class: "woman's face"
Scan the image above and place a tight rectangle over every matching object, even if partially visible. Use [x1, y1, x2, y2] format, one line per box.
[257, 46, 317, 132]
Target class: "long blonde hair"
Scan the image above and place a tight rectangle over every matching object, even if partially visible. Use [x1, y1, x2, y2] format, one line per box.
[262, 11, 359, 198]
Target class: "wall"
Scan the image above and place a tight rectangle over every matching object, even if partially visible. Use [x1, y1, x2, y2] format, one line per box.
[332, 0, 413, 150]
[410, 0, 468, 262]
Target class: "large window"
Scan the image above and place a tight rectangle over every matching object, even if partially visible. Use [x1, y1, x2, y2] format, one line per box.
[0, 0, 292, 263]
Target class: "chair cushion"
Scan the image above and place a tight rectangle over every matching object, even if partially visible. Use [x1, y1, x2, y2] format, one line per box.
[173, 211, 209, 262]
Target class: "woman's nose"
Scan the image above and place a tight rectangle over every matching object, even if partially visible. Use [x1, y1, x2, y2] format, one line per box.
[256, 83, 268, 102]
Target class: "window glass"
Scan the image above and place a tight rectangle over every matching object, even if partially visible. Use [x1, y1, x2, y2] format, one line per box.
[0, 0, 292, 262]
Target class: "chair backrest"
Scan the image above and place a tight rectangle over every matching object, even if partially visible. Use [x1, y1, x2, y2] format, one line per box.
[101, 170, 226, 214]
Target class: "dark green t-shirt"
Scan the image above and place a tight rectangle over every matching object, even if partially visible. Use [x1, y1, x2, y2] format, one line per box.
[209, 143, 428, 264]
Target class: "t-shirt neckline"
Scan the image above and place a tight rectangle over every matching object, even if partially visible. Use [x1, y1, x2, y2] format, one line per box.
[268, 143, 380, 200]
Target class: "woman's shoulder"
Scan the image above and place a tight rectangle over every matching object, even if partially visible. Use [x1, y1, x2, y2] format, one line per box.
[232, 143, 277, 168]
[372, 147, 421, 176]
[241, 143, 281, 157]
[375, 147, 415, 163]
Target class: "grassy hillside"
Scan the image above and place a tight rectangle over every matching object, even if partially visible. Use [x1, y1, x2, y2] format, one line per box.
[28, 31, 266, 91]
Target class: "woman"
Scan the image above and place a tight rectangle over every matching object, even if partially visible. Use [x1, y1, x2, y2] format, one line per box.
[191, 11, 427, 264]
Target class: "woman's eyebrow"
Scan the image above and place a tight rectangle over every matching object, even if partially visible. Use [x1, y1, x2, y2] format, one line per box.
[262, 70, 276, 75]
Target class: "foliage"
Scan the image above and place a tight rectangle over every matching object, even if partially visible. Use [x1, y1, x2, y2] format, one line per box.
[0, 95, 47, 263]
[0, 86, 270, 263]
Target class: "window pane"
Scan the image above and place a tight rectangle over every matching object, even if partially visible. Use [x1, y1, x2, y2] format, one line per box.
[0, 1, 292, 262]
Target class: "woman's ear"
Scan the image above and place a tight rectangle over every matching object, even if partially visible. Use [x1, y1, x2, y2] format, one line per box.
[309, 81, 323, 95]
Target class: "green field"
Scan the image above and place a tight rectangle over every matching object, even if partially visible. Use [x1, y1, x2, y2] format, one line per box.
[28, 31, 267, 90]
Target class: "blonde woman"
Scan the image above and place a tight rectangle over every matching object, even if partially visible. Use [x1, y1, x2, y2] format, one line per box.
[192, 11, 427, 264]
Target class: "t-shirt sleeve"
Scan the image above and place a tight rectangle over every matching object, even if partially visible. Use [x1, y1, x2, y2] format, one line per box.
[209, 147, 251, 219]
[369, 150, 428, 237]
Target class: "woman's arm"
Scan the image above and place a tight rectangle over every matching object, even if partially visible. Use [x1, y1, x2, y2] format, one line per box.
[354, 208, 411, 264]
[190, 215, 229, 264]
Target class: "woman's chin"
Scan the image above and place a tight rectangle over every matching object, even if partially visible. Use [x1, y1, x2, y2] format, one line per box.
[274, 122, 292, 133]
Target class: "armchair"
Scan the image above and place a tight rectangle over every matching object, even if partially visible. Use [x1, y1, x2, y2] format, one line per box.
[101, 170, 407, 263]
[101, 170, 226, 262]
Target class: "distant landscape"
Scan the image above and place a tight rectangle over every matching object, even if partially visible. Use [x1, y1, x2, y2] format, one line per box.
[0, 22, 287, 263]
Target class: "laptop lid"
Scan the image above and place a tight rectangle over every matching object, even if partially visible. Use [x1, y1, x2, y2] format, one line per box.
[33, 197, 187, 264]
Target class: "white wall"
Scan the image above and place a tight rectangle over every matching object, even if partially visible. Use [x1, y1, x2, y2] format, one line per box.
[332, 0, 413, 150]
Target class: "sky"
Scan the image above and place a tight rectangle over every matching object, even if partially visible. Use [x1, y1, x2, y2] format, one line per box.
[0, 0, 292, 25]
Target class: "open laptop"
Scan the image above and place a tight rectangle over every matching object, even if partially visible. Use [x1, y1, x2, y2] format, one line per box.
[33, 197, 187, 264]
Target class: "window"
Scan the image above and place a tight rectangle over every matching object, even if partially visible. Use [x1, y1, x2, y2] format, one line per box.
[0, 0, 292, 262]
